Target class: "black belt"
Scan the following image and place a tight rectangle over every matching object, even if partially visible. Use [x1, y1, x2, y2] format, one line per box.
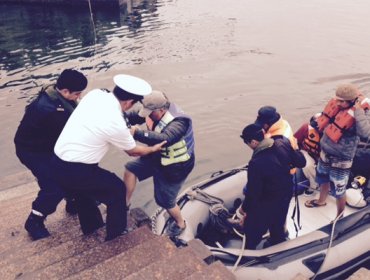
[358, 144, 370, 149]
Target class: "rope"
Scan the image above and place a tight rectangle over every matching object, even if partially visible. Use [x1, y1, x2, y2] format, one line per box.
[186, 189, 224, 205]
[311, 210, 345, 280]
[230, 213, 246, 273]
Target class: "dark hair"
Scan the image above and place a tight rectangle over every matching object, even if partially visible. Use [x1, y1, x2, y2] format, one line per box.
[241, 124, 264, 143]
[113, 86, 143, 102]
[56, 69, 87, 92]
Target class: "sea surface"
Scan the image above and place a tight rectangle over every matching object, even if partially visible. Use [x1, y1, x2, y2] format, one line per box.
[1, 0, 370, 219]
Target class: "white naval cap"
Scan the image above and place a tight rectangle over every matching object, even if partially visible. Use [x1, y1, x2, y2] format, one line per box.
[113, 74, 152, 96]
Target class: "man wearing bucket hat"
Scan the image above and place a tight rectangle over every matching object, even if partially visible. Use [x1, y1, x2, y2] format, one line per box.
[14, 69, 88, 240]
[52, 74, 166, 241]
[124, 90, 195, 237]
[305, 84, 366, 219]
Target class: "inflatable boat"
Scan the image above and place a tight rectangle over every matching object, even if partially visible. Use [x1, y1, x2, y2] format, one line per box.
[151, 167, 370, 280]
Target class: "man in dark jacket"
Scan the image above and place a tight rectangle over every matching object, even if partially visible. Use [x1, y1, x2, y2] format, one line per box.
[124, 90, 195, 237]
[14, 69, 88, 240]
[237, 124, 305, 249]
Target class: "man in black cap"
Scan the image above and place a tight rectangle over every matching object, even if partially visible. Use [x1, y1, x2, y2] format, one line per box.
[236, 124, 305, 249]
[14, 69, 88, 240]
[255, 106, 298, 150]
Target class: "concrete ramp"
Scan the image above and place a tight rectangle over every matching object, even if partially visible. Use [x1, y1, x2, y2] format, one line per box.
[0, 171, 235, 280]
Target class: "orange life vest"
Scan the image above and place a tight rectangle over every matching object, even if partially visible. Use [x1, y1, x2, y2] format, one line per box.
[321, 98, 370, 143]
[302, 125, 320, 159]
[317, 98, 340, 132]
[324, 108, 355, 143]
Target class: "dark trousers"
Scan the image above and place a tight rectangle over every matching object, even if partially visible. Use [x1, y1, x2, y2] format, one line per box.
[16, 148, 65, 216]
[243, 197, 290, 249]
[51, 155, 127, 240]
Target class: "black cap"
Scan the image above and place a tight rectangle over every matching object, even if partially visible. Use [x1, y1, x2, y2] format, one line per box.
[255, 106, 280, 126]
[240, 124, 264, 143]
[56, 69, 88, 92]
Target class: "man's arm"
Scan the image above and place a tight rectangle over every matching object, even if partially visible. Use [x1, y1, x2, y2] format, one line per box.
[133, 118, 189, 146]
[124, 108, 146, 126]
[274, 138, 306, 169]
[241, 162, 264, 213]
[124, 141, 167, 157]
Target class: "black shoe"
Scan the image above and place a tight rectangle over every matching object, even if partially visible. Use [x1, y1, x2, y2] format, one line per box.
[105, 227, 133, 241]
[24, 213, 50, 241]
[82, 221, 105, 235]
[65, 199, 78, 215]
[304, 188, 315, 196]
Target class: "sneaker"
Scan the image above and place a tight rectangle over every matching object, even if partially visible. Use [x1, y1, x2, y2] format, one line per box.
[24, 213, 50, 241]
[166, 220, 186, 237]
[65, 198, 78, 215]
[304, 188, 315, 196]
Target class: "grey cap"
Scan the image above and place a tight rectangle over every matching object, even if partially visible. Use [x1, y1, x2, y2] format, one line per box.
[138, 90, 169, 117]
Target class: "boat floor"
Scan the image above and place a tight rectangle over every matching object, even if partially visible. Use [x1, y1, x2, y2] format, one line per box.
[286, 190, 357, 239]
[221, 190, 360, 250]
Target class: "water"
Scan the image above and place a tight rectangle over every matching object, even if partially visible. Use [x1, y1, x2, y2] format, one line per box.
[2, 0, 370, 216]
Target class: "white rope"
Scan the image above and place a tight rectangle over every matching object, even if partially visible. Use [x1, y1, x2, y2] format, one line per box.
[231, 214, 246, 273]
[311, 210, 345, 280]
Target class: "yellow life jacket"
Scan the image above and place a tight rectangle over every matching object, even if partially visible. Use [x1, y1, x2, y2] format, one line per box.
[151, 111, 191, 166]
[266, 117, 298, 174]
[266, 117, 298, 149]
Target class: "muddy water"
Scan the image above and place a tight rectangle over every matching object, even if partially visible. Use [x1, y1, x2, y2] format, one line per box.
[1, 0, 370, 213]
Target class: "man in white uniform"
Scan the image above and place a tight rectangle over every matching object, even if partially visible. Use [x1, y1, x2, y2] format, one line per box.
[52, 74, 165, 241]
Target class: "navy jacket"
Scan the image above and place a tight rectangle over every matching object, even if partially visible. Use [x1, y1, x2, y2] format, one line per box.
[242, 138, 305, 214]
[14, 86, 77, 153]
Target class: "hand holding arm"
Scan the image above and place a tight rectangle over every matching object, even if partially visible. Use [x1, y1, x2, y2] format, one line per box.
[125, 140, 167, 157]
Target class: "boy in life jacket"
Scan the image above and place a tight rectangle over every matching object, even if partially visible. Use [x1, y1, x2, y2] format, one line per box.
[124, 90, 195, 237]
[294, 113, 322, 195]
[305, 84, 365, 219]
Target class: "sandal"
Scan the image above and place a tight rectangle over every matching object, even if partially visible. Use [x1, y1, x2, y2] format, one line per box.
[305, 199, 327, 208]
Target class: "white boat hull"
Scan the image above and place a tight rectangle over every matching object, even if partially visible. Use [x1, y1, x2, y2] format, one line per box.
[152, 167, 370, 280]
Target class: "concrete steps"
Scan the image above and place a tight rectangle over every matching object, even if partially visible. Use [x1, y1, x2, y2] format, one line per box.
[0, 171, 236, 280]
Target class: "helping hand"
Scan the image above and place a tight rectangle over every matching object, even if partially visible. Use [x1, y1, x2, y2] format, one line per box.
[130, 125, 139, 135]
[152, 140, 167, 152]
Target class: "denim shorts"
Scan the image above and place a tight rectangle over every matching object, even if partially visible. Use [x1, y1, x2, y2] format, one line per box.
[125, 155, 194, 209]
[316, 151, 352, 198]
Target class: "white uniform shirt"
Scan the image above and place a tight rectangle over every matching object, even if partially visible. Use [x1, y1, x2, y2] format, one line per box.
[54, 89, 136, 164]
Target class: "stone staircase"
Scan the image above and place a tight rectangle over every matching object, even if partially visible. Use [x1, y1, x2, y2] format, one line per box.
[0, 171, 236, 280]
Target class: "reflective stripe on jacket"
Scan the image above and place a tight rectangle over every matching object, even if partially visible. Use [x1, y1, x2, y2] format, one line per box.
[152, 103, 195, 166]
